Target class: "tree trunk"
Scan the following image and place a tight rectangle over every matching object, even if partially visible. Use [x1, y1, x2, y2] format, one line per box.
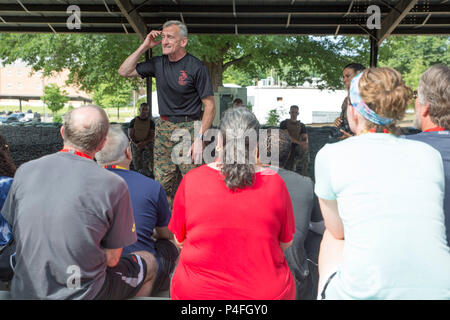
[203, 61, 223, 93]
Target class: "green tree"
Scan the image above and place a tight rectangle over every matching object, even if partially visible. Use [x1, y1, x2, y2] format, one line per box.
[0, 33, 142, 94]
[190, 34, 364, 90]
[379, 36, 450, 88]
[42, 83, 69, 117]
[3, 33, 444, 98]
[265, 109, 281, 126]
[93, 82, 133, 120]
[0, 33, 360, 94]
[272, 36, 369, 89]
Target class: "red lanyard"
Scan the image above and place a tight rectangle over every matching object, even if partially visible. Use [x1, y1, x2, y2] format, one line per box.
[424, 126, 445, 132]
[368, 128, 390, 133]
[59, 148, 93, 160]
[103, 165, 128, 170]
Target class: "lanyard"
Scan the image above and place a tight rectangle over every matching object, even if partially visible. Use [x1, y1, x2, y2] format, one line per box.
[103, 165, 128, 170]
[424, 126, 445, 132]
[59, 148, 93, 160]
[360, 128, 391, 135]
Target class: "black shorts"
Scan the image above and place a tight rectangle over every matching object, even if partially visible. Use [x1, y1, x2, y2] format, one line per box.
[95, 254, 147, 300]
[151, 239, 179, 295]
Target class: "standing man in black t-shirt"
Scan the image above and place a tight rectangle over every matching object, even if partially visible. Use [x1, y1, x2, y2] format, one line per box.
[118, 20, 216, 205]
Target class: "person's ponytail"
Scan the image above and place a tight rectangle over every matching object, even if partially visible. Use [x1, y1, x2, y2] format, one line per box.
[219, 107, 260, 191]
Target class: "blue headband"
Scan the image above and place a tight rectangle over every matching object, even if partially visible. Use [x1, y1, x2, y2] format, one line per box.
[349, 73, 394, 125]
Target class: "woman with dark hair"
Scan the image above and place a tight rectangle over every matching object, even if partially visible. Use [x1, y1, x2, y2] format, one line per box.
[0, 135, 16, 247]
[168, 107, 296, 299]
[315, 68, 450, 299]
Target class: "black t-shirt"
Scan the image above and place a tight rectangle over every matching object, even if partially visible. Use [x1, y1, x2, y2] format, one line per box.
[136, 53, 214, 116]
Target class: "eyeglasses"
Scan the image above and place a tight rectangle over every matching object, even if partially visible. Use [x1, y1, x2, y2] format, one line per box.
[413, 90, 418, 99]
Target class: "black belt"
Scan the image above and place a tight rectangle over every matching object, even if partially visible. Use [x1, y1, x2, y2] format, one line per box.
[161, 114, 201, 123]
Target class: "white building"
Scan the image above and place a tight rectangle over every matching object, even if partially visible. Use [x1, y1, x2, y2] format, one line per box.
[137, 79, 347, 126]
[247, 78, 347, 125]
[0, 60, 92, 109]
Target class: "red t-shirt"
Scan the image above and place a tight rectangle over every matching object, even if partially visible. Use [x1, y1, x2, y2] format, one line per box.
[168, 165, 296, 300]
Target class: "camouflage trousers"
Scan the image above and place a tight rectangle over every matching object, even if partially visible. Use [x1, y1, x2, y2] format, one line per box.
[286, 144, 310, 177]
[154, 118, 200, 201]
[131, 141, 154, 174]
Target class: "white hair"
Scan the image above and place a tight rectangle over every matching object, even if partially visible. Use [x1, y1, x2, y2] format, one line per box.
[95, 124, 129, 166]
[162, 20, 188, 38]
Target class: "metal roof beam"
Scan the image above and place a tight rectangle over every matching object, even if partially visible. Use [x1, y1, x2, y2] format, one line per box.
[1, 25, 449, 36]
[16, 0, 30, 13]
[2, 15, 450, 27]
[114, 0, 147, 40]
[0, 25, 134, 34]
[140, 4, 380, 14]
[1, 4, 117, 13]
[377, 0, 419, 45]
[1, 3, 449, 15]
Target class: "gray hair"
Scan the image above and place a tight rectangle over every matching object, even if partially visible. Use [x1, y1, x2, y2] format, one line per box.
[63, 105, 109, 153]
[220, 107, 260, 191]
[95, 124, 129, 166]
[418, 64, 450, 130]
[162, 20, 188, 38]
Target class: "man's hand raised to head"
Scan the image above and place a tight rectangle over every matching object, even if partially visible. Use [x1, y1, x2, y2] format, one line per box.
[141, 30, 162, 50]
[118, 30, 162, 78]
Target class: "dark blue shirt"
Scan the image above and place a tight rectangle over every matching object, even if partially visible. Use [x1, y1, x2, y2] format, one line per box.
[405, 130, 450, 246]
[0, 176, 13, 246]
[107, 169, 171, 256]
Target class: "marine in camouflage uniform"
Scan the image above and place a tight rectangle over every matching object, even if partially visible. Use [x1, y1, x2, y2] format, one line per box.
[153, 117, 201, 201]
[280, 105, 310, 177]
[128, 103, 155, 176]
[118, 20, 216, 207]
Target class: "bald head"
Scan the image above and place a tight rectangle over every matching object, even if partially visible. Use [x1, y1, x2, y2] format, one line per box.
[62, 105, 109, 153]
